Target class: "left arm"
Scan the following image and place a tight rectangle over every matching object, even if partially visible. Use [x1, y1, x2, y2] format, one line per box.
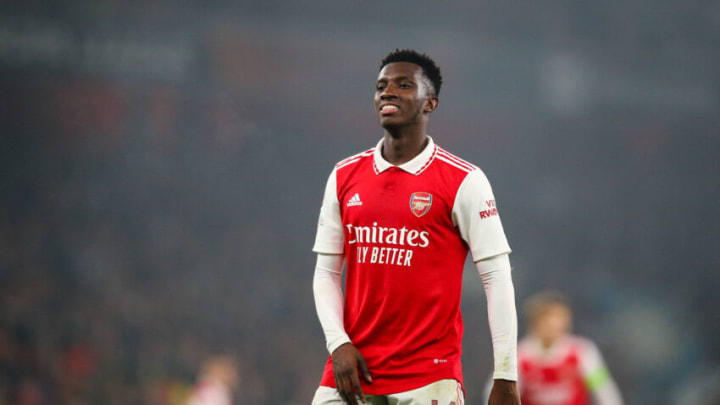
[476, 253, 518, 381]
[452, 169, 520, 404]
[477, 254, 521, 405]
[579, 340, 623, 405]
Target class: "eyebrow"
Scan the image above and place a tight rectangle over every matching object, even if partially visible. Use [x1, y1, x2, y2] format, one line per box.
[376, 75, 414, 83]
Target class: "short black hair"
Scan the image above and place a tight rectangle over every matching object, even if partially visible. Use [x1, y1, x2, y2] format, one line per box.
[380, 49, 443, 96]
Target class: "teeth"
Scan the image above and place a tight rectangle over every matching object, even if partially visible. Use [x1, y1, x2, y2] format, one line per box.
[381, 105, 398, 111]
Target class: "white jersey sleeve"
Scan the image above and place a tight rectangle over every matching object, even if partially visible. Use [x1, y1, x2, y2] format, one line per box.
[313, 253, 351, 353]
[452, 170, 511, 262]
[476, 253, 518, 381]
[313, 168, 345, 254]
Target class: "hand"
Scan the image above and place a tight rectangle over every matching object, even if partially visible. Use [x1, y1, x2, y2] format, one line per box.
[488, 379, 521, 405]
[331, 343, 372, 405]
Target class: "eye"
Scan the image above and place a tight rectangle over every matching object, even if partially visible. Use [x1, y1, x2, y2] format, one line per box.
[400, 83, 412, 89]
[376, 84, 386, 91]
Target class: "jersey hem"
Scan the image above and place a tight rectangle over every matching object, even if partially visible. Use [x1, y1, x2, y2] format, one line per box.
[492, 372, 518, 381]
[312, 244, 344, 255]
[326, 337, 352, 354]
[471, 247, 512, 263]
[319, 373, 464, 396]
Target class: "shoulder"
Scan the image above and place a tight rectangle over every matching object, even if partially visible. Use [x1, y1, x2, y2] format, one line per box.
[332, 148, 375, 193]
[434, 146, 482, 175]
[427, 146, 488, 201]
[320, 148, 373, 191]
[567, 335, 601, 355]
[433, 147, 494, 195]
[334, 148, 374, 171]
[569, 335, 595, 347]
[517, 336, 536, 355]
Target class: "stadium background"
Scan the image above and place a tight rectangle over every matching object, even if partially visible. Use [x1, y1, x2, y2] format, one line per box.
[0, 1, 718, 404]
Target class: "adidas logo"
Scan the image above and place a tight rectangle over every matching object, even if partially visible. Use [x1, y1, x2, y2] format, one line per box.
[347, 193, 363, 207]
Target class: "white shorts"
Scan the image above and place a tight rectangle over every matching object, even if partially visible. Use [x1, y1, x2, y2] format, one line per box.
[311, 379, 464, 405]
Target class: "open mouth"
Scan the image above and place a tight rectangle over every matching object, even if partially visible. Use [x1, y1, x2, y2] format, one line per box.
[380, 104, 399, 115]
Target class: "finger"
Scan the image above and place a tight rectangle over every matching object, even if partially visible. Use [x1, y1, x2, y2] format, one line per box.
[340, 376, 357, 405]
[350, 372, 366, 404]
[356, 354, 372, 384]
[335, 375, 348, 404]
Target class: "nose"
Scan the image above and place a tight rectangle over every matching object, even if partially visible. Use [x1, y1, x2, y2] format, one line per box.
[380, 84, 398, 100]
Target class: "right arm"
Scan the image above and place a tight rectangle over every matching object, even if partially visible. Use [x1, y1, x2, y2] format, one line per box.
[312, 168, 371, 405]
[312, 253, 372, 405]
[312, 253, 350, 354]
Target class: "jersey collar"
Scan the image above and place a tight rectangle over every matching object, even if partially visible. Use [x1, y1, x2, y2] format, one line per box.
[372, 135, 437, 175]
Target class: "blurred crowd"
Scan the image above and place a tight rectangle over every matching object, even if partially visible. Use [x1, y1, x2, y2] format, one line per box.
[0, 137, 260, 405]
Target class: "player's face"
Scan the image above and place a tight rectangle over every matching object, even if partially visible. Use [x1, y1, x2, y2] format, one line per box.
[374, 62, 437, 128]
[533, 304, 572, 344]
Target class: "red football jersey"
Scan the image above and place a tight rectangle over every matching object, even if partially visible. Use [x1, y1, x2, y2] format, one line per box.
[518, 336, 610, 405]
[313, 137, 511, 394]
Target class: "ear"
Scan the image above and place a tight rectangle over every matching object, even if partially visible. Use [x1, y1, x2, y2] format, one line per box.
[424, 97, 439, 113]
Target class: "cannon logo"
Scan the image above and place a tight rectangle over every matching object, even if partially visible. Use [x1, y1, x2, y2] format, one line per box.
[410, 192, 433, 217]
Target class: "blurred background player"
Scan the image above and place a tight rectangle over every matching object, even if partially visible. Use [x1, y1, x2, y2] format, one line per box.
[517, 292, 622, 405]
[186, 356, 238, 405]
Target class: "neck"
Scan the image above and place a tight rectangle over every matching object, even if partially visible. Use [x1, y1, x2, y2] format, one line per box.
[381, 122, 428, 165]
[532, 333, 560, 351]
[540, 338, 554, 350]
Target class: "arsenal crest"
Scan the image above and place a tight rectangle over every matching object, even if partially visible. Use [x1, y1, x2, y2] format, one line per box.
[409, 192, 433, 217]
